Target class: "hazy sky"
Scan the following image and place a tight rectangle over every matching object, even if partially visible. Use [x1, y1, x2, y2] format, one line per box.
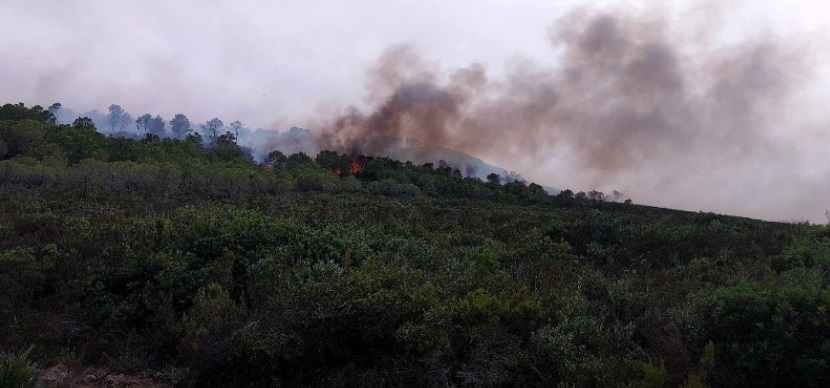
[1, 0, 829, 221]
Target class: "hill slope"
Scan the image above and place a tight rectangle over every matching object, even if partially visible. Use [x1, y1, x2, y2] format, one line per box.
[1, 103, 829, 388]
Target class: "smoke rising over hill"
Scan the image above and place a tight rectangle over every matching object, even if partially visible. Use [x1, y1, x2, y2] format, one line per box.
[311, 6, 827, 222]
[2, 1, 829, 221]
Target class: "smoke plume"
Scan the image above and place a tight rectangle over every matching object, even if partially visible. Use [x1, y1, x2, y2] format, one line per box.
[312, 6, 826, 221]
[3, 1, 829, 221]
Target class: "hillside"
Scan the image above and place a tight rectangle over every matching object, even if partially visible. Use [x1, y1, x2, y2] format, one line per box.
[1, 103, 829, 387]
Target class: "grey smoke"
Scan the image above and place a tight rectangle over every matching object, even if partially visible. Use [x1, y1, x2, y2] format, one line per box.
[313, 6, 830, 222]
[1, 1, 829, 222]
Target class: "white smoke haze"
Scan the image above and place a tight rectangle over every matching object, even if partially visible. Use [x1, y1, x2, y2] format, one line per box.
[1, 0, 829, 222]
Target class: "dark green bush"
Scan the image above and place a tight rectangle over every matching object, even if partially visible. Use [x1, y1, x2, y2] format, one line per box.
[0, 347, 36, 388]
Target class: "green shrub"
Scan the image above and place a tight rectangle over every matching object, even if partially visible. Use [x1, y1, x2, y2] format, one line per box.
[691, 279, 830, 387]
[0, 346, 36, 388]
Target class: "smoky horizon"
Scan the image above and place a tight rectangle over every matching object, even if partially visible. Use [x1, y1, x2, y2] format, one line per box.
[2, 0, 829, 223]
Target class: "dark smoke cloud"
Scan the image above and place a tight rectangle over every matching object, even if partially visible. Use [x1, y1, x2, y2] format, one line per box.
[318, 8, 796, 169]
[313, 6, 827, 222]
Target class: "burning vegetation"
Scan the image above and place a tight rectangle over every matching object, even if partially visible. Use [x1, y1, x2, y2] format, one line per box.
[316, 9, 803, 177]
[329, 159, 362, 177]
[304, 6, 824, 222]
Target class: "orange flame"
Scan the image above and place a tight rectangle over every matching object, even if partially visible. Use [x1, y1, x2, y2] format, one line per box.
[350, 160, 362, 175]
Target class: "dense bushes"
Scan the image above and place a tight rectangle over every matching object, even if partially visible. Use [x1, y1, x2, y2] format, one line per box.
[0, 346, 37, 388]
[689, 275, 830, 387]
[1, 103, 828, 387]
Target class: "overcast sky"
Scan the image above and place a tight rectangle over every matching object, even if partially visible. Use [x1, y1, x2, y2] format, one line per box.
[1, 0, 829, 221]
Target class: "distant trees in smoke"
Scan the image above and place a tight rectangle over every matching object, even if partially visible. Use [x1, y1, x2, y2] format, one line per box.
[133, 113, 166, 136]
[555, 188, 631, 204]
[20, 102, 634, 199]
[230, 120, 243, 139]
[34, 102, 510, 174]
[107, 104, 132, 132]
[48, 102, 62, 119]
[36, 102, 284, 163]
[134, 113, 149, 134]
[201, 118, 224, 140]
[47, 102, 247, 143]
[486, 172, 500, 186]
[46, 103, 310, 164]
[169, 114, 192, 138]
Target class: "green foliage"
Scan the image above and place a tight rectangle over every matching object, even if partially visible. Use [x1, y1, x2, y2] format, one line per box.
[0, 120, 47, 160]
[689, 275, 830, 387]
[265, 149, 287, 168]
[43, 122, 107, 163]
[0, 103, 54, 123]
[0, 346, 36, 388]
[0, 102, 826, 386]
[367, 179, 420, 197]
[178, 283, 244, 371]
[633, 361, 668, 388]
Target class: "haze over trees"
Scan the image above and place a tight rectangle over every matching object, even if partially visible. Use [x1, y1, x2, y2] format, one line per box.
[1, 102, 828, 387]
[169, 113, 191, 138]
[106, 104, 131, 132]
[230, 120, 243, 139]
[202, 117, 224, 140]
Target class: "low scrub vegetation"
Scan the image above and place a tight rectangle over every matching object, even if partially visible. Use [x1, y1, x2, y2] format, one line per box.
[1, 103, 828, 387]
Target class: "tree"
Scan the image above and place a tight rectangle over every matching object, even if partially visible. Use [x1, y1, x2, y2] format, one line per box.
[587, 190, 606, 202]
[265, 150, 288, 169]
[202, 118, 224, 140]
[143, 133, 161, 143]
[118, 112, 133, 132]
[186, 131, 203, 144]
[48, 102, 62, 122]
[136, 114, 152, 134]
[0, 120, 46, 158]
[694, 282, 830, 387]
[528, 183, 546, 197]
[211, 131, 248, 162]
[486, 173, 501, 185]
[73, 117, 95, 129]
[315, 150, 351, 175]
[170, 114, 191, 139]
[148, 115, 166, 136]
[107, 104, 126, 132]
[216, 131, 236, 146]
[285, 152, 316, 171]
[229, 120, 243, 142]
[557, 189, 575, 201]
[0, 102, 54, 122]
[42, 118, 108, 162]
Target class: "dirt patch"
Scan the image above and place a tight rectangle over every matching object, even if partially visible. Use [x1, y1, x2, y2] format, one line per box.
[36, 363, 170, 388]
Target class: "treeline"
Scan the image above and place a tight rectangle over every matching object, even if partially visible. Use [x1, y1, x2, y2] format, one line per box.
[42, 102, 245, 141]
[0, 103, 622, 206]
[1, 103, 829, 387]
